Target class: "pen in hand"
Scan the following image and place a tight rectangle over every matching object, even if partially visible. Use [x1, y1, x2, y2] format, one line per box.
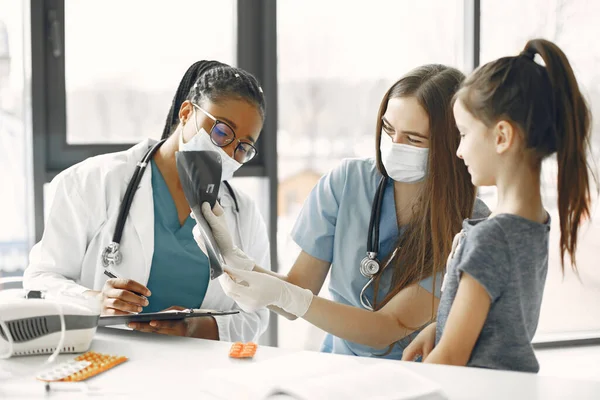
[103, 269, 150, 306]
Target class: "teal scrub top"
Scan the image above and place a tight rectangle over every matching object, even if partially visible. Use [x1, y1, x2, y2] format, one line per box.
[143, 161, 210, 313]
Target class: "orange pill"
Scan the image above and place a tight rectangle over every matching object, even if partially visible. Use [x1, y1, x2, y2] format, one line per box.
[229, 342, 258, 358]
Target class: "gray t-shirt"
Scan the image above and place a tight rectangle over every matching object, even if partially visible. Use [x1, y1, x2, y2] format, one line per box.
[435, 214, 550, 373]
[421, 197, 491, 297]
[472, 197, 491, 221]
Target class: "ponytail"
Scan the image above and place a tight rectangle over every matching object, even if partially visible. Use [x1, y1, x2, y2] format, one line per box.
[524, 39, 594, 271]
[457, 38, 595, 273]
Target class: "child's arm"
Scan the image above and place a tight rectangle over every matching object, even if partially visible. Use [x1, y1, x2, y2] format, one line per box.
[424, 273, 490, 366]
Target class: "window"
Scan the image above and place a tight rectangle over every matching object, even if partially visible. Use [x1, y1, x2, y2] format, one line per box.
[229, 177, 270, 226]
[481, 0, 600, 337]
[277, 0, 464, 350]
[64, 0, 236, 144]
[0, 0, 32, 277]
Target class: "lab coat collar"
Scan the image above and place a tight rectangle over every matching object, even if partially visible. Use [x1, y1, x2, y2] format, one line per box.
[121, 139, 158, 185]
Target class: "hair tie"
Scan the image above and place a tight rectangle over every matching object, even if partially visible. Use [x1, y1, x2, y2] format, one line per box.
[520, 49, 536, 61]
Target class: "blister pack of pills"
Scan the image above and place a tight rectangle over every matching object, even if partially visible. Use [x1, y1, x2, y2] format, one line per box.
[36, 351, 127, 382]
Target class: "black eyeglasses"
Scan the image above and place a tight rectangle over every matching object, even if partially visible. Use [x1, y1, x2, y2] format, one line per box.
[193, 104, 258, 164]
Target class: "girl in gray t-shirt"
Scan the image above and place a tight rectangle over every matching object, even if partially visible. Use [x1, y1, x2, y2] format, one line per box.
[402, 38, 594, 373]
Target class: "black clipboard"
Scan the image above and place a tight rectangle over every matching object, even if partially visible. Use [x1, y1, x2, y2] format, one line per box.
[98, 309, 239, 327]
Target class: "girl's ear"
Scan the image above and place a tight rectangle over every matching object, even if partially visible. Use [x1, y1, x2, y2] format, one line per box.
[494, 120, 516, 155]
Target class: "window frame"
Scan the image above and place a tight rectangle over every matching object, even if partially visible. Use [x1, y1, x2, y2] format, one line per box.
[31, 0, 276, 238]
[31, 0, 598, 348]
[31, 0, 279, 344]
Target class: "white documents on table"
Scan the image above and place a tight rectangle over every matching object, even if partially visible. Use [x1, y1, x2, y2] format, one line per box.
[200, 351, 446, 400]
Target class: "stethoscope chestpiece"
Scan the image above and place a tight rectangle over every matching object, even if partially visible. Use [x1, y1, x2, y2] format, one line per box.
[101, 242, 122, 268]
[360, 252, 380, 279]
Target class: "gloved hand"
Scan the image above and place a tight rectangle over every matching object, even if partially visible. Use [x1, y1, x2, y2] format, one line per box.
[191, 202, 255, 271]
[219, 267, 313, 318]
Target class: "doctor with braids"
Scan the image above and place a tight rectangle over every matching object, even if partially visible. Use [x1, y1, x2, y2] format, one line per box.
[198, 64, 491, 359]
[24, 60, 271, 342]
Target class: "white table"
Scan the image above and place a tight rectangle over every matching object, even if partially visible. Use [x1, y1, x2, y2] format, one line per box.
[1, 327, 599, 399]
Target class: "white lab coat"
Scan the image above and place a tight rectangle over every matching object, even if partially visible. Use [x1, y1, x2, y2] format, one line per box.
[24, 139, 271, 342]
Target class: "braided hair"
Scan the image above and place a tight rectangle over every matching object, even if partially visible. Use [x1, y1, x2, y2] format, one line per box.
[161, 60, 266, 139]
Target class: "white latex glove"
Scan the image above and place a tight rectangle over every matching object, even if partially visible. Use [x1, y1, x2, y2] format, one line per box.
[219, 267, 313, 318]
[192, 202, 255, 271]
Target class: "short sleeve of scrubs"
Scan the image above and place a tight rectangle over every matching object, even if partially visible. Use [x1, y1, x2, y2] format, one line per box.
[290, 160, 349, 263]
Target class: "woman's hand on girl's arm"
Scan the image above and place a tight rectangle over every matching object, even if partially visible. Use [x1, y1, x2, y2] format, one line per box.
[401, 322, 437, 361]
[424, 272, 490, 366]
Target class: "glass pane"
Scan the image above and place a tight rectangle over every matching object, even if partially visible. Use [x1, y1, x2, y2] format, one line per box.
[224, 176, 272, 345]
[277, 0, 463, 350]
[0, 0, 32, 278]
[65, 0, 236, 144]
[481, 0, 600, 336]
[228, 177, 269, 226]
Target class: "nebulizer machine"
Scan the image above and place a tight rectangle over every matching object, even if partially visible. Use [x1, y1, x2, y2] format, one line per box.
[0, 275, 100, 391]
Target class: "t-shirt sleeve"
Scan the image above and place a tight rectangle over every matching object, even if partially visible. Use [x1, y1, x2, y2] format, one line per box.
[456, 220, 511, 302]
[290, 160, 349, 263]
[472, 197, 491, 219]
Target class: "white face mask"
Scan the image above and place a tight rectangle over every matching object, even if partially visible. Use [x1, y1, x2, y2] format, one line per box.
[178, 109, 242, 182]
[380, 133, 429, 183]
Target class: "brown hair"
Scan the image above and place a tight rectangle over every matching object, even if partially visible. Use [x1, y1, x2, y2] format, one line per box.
[373, 65, 476, 311]
[455, 38, 595, 272]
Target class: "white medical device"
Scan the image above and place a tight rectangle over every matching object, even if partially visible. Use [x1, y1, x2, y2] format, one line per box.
[0, 289, 99, 357]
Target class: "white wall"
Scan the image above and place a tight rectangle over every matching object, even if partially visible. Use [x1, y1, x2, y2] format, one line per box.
[537, 345, 600, 382]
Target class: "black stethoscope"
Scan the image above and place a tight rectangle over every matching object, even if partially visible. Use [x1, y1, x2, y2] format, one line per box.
[101, 140, 240, 270]
[359, 175, 398, 311]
